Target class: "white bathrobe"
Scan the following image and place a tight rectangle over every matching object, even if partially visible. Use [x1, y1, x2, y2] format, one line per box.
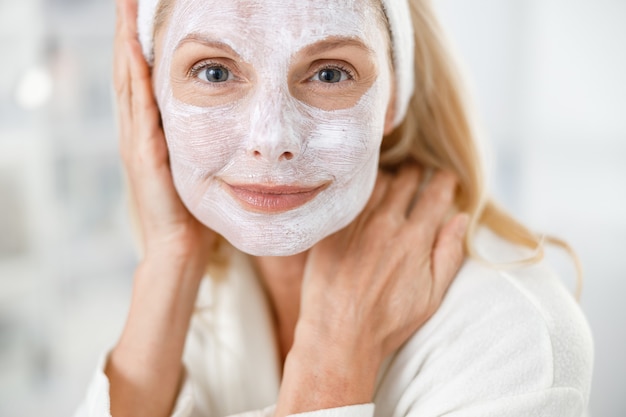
[74, 228, 593, 417]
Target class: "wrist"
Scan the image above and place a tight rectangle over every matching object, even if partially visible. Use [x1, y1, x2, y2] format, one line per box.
[141, 221, 216, 272]
[109, 247, 206, 417]
[275, 326, 381, 416]
[289, 327, 383, 388]
[130, 253, 206, 319]
[140, 242, 210, 284]
[292, 317, 384, 372]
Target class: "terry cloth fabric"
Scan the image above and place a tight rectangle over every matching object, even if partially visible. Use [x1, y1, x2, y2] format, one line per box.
[74, 227, 593, 417]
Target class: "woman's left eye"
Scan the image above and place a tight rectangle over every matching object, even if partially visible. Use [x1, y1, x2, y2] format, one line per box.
[312, 68, 351, 84]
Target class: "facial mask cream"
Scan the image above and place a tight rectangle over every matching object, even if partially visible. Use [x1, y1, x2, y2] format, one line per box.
[153, 0, 393, 256]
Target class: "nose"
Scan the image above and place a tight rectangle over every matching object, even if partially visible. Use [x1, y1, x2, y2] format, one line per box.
[246, 90, 303, 162]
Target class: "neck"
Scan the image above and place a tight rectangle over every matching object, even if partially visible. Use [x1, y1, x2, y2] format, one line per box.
[253, 252, 308, 364]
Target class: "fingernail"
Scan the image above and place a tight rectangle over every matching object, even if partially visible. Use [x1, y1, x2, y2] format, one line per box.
[455, 214, 470, 238]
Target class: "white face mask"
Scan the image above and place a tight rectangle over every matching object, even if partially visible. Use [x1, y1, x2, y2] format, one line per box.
[154, 0, 393, 256]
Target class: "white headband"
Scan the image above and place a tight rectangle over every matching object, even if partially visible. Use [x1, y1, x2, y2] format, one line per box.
[137, 0, 415, 127]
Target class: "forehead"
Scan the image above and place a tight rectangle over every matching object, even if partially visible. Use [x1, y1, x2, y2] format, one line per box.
[164, 0, 385, 58]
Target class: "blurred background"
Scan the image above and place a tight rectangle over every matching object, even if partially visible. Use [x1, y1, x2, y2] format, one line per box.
[0, 0, 624, 416]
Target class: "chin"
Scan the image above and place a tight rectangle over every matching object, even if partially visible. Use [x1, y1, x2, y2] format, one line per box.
[187, 166, 377, 257]
[203, 195, 362, 257]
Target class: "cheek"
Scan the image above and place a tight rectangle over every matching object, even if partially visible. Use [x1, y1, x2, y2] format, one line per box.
[161, 100, 245, 175]
[306, 86, 388, 181]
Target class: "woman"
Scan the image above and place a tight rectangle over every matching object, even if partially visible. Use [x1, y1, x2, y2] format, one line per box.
[75, 0, 593, 416]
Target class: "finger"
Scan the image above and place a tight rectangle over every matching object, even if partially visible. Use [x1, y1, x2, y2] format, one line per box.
[120, 0, 156, 127]
[122, 0, 139, 36]
[114, 0, 138, 69]
[127, 33, 159, 125]
[113, 41, 134, 160]
[113, 0, 129, 90]
[118, 0, 140, 72]
[114, 0, 122, 38]
[114, 0, 136, 51]
[430, 212, 469, 302]
[408, 170, 457, 245]
[377, 164, 421, 217]
[113, 0, 134, 143]
[126, 40, 166, 165]
[113, 54, 133, 160]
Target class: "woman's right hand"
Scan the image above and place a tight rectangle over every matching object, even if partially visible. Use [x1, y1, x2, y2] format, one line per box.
[114, 0, 215, 264]
[106, 1, 215, 417]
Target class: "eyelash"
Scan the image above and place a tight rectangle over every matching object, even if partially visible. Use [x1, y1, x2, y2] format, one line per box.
[189, 60, 232, 83]
[187, 61, 356, 85]
[310, 64, 355, 84]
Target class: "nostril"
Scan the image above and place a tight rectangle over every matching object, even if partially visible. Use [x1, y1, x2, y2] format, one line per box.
[248, 149, 295, 161]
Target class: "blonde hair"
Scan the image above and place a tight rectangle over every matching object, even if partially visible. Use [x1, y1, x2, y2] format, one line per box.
[379, 0, 581, 296]
[149, 0, 581, 296]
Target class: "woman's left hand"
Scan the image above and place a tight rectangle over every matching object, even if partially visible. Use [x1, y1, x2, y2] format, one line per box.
[276, 165, 469, 416]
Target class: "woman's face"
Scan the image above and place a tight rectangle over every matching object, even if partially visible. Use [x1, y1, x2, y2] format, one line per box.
[153, 0, 394, 256]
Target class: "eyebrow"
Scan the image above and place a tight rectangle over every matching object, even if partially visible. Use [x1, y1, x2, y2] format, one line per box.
[175, 34, 373, 59]
[175, 34, 243, 59]
[302, 37, 375, 57]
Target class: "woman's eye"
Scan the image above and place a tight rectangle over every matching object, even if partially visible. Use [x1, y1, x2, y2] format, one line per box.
[313, 68, 350, 84]
[197, 66, 231, 83]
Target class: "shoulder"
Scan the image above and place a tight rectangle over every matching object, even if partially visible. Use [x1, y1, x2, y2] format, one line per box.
[374, 228, 594, 415]
[456, 227, 594, 388]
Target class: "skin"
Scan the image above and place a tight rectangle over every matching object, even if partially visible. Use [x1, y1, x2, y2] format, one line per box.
[107, 1, 469, 416]
[152, 0, 395, 257]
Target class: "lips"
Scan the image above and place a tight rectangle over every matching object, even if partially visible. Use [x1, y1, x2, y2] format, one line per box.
[223, 181, 329, 213]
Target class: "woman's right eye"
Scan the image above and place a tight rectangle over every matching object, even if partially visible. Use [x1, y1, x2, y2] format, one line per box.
[196, 65, 231, 83]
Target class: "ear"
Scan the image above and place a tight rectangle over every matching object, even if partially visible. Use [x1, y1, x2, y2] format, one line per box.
[383, 86, 396, 136]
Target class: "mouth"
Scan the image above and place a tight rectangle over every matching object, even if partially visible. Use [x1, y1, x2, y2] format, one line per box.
[222, 181, 329, 213]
